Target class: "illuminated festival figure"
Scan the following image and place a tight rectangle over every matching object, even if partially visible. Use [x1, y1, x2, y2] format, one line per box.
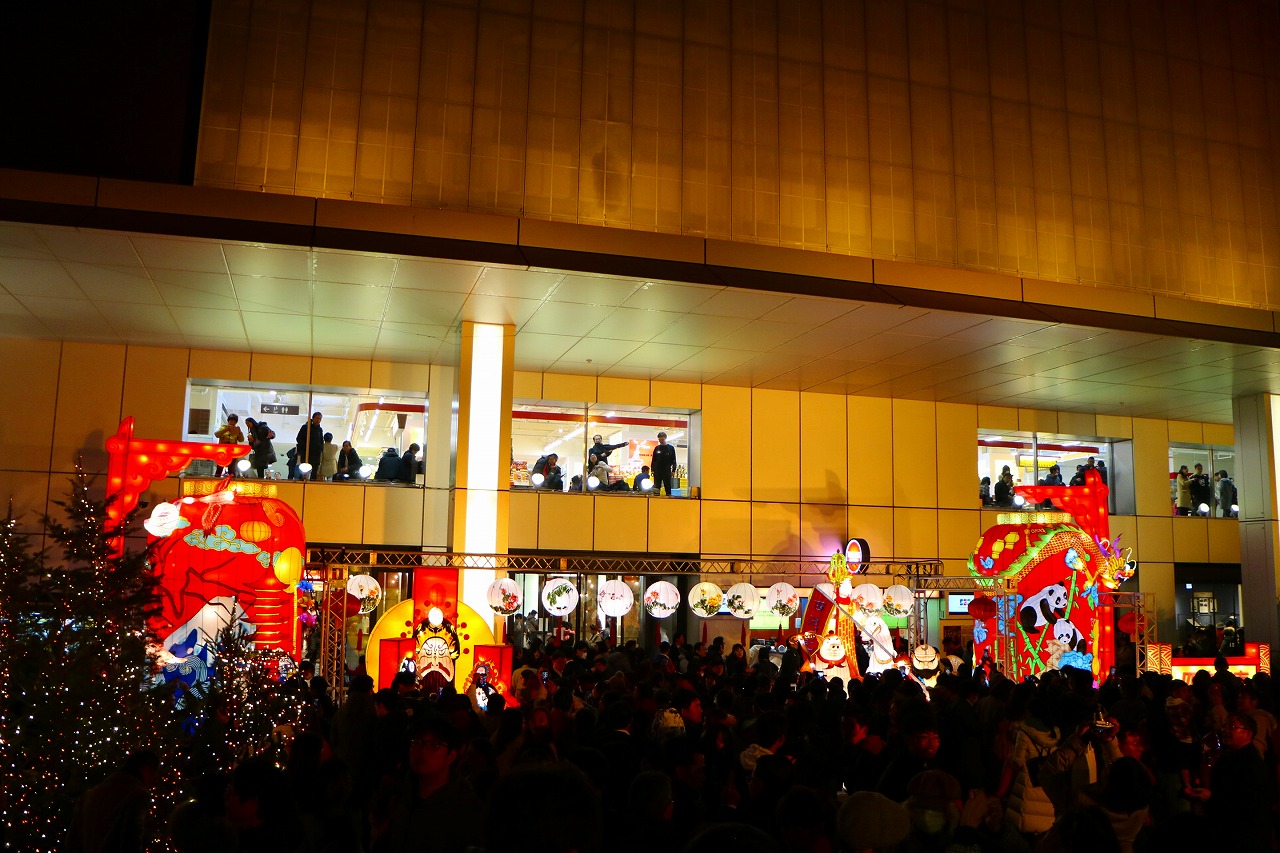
[145, 483, 307, 667]
[968, 469, 1135, 681]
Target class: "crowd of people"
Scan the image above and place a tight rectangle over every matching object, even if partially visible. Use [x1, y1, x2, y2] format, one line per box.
[528, 431, 681, 495]
[1172, 464, 1237, 517]
[86, 632, 1280, 852]
[981, 458, 1109, 509]
[211, 410, 421, 483]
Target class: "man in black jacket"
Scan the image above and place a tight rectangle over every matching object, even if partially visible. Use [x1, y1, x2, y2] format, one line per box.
[334, 441, 362, 480]
[374, 447, 401, 481]
[398, 443, 421, 483]
[590, 434, 627, 464]
[651, 431, 677, 495]
[1189, 463, 1213, 513]
[295, 411, 324, 480]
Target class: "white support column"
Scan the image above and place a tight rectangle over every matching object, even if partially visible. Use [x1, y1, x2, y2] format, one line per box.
[452, 322, 515, 627]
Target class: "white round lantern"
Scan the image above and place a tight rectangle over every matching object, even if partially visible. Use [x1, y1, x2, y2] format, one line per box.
[849, 583, 884, 615]
[726, 583, 760, 619]
[597, 579, 635, 618]
[688, 582, 724, 618]
[765, 582, 800, 617]
[487, 578, 523, 615]
[541, 578, 579, 616]
[882, 584, 915, 618]
[643, 581, 681, 617]
[347, 574, 383, 615]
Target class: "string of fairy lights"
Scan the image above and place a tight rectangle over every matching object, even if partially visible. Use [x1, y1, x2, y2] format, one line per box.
[0, 470, 308, 852]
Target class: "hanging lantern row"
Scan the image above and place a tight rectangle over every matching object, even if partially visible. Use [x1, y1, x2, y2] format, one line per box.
[848, 582, 915, 618]
[484, 579, 914, 622]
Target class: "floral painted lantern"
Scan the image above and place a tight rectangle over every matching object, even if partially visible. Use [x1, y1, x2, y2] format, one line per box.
[487, 578, 523, 615]
[848, 583, 884, 615]
[643, 581, 681, 618]
[688, 582, 723, 618]
[598, 580, 635, 618]
[881, 585, 915, 619]
[725, 583, 760, 619]
[542, 578, 579, 616]
[347, 574, 383, 615]
[764, 582, 800, 617]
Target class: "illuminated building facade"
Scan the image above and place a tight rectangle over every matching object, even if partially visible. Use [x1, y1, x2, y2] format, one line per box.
[3, 1, 1280, 651]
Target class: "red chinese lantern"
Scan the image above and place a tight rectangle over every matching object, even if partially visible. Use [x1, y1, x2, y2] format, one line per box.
[326, 592, 363, 620]
[968, 595, 999, 622]
[1117, 611, 1146, 635]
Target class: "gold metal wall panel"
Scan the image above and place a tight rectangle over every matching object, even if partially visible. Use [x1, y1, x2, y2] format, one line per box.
[191, 0, 1280, 311]
[53, 342, 127, 475]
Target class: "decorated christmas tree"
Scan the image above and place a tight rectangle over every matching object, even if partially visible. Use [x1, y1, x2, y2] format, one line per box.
[0, 470, 181, 851]
[191, 616, 310, 774]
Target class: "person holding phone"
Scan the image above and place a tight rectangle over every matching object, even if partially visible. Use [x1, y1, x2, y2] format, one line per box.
[1186, 713, 1269, 846]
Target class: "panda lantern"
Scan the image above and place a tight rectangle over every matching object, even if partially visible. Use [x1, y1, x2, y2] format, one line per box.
[967, 469, 1127, 681]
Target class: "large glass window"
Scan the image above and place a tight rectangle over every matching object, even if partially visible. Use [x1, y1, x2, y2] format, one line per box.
[510, 403, 695, 496]
[977, 431, 1119, 511]
[1170, 445, 1237, 517]
[184, 382, 427, 483]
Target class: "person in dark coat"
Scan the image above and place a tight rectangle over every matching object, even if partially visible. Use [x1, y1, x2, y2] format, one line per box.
[651, 431, 678, 495]
[295, 411, 324, 480]
[1216, 470, 1237, 517]
[245, 418, 277, 479]
[1189, 463, 1213, 513]
[876, 714, 943, 803]
[397, 444, 421, 483]
[544, 465, 564, 491]
[1189, 712, 1271, 845]
[589, 434, 627, 464]
[374, 447, 401, 481]
[531, 453, 558, 486]
[994, 472, 1014, 506]
[1040, 464, 1065, 509]
[333, 441, 362, 480]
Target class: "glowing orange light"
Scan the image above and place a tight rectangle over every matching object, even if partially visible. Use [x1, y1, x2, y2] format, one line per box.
[104, 417, 250, 556]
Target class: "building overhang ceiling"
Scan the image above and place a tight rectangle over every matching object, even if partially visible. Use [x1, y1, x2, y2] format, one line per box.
[3, 168, 1279, 425]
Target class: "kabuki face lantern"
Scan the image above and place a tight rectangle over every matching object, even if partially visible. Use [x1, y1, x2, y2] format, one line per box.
[414, 607, 459, 693]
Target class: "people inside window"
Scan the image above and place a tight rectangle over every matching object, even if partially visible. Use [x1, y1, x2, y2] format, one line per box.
[1170, 448, 1237, 517]
[334, 441, 362, 481]
[1216, 470, 1238, 517]
[184, 383, 426, 484]
[398, 444, 422, 483]
[994, 472, 1014, 507]
[512, 405, 694, 496]
[374, 448, 401, 482]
